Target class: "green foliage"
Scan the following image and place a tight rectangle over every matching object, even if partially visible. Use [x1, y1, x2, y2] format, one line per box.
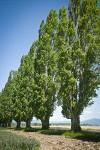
[18, 53, 35, 126]
[0, 71, 16, 127]
[34, 9, 58, 129]
[56, 0, 100, 132]
[0, 131, 40, 150]
[39, 129, 66, 135]
[24, 127, 40, 132]
[8, 70, 23, 128]
[0, 0, 100, 132]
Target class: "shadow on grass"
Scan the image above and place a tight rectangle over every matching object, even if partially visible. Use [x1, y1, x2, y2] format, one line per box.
[64, 130, 100, 142]
[24, 127, 41, 132]
[0, 126, 24, 131]
[1, 126, 100, 142]
[0, 126, 14, 131]
[75, 134, 100, 142]
[24, 127, 100, 142]
[39, 129, 67, 135]
[14, 127, 25, 131]
[24, 127, 67, 135]
[78, 130, 100, 142]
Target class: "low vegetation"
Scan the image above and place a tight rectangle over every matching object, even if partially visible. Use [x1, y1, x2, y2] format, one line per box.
[0, 130, 40, 150]
[24, 127, 100, 142]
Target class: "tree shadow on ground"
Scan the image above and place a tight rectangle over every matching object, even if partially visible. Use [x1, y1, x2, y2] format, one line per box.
[75, 130, 100, 142]
[16, 127, 100, 142]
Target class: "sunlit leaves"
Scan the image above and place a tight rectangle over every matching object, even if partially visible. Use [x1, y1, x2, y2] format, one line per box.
[34, 9, 58, 128]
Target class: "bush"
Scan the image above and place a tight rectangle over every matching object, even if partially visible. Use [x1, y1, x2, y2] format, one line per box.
[39, 129, 66, 135]
[24, 127, 40, 132]
[0, 131, 40, 150]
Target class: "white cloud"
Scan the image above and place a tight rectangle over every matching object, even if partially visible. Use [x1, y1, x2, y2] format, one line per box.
[50, 106, 70, 122]
[84, 110, 92, 114]
[98, 112, 100, 114]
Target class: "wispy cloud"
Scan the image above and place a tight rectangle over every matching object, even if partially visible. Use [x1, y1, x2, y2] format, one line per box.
[98, 112, 100, 114]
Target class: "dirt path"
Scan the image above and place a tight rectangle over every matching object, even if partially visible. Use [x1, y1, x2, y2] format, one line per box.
[6, 130, 100, 150]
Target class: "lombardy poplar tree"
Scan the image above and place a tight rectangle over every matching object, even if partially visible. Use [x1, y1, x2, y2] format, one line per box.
[11, 70, 24, 128]
[17, 52, 35, 128]
[0, 71, 15, 127]
[56, 6, 73, 115]
[56, 6, 79, 129]
[12, 42, 37, 128]
[58, 0, 100, 131]
[34, 10, 58, 129]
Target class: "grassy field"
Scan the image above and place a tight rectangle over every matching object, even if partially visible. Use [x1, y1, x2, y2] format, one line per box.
[34, 124, 100, 131]
[81, 125, 100, 131]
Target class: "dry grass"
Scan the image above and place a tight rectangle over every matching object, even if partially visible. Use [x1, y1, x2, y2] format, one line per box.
[32, 125, 100, 131]
[81, 125, 100, 131]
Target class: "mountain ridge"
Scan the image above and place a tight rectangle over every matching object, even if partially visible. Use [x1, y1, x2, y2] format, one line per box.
[81, 118, 100, 125]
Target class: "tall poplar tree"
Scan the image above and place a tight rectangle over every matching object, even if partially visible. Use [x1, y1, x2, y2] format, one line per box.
[0, 71, 15, 127]
[56, 6, 78, 129]
[34, 10, 58, 129]
[12, 42, 37, 128]
[17, 52, 35, 128]
[58, 1, 100, 131]
[11, 70, 23, 128]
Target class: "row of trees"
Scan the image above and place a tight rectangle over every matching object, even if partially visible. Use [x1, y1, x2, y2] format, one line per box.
[0, 0, 100, 131]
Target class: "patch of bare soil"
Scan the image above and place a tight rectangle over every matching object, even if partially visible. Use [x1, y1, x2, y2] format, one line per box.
[6, 130, 100, 150]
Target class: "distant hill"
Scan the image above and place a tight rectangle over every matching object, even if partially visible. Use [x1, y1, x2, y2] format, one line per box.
[81, 118, 100, 126]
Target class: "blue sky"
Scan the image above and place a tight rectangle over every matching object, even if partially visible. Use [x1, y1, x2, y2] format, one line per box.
[0, 0, 100, 122]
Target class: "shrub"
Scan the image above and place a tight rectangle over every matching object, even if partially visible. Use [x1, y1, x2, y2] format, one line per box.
[0, 131, 40, 150]
[39, 129, 66, 135]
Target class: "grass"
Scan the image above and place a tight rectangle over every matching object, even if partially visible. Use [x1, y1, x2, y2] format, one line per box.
[23, 127, 100, 142]
[81, 125, 100, 130]
[0, 131, 40, 150]
[63, 131, 100, 141]
[40, 129, 100, 142]
[0, 127, 11, 131]
[38, 129, 66, 135]
[1, 126, 100, 143]
[24, 127, 41, 132]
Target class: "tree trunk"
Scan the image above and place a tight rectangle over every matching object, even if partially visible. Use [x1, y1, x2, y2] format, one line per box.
[8, 122, 11, 127]
[41, 118, 49, 130]
[26, 119, 31, 128]
[4, 122, 7, 127]
[16, 120, 21, 128]
[2, 123, 7, 127]
[71, 113, 81, 132]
